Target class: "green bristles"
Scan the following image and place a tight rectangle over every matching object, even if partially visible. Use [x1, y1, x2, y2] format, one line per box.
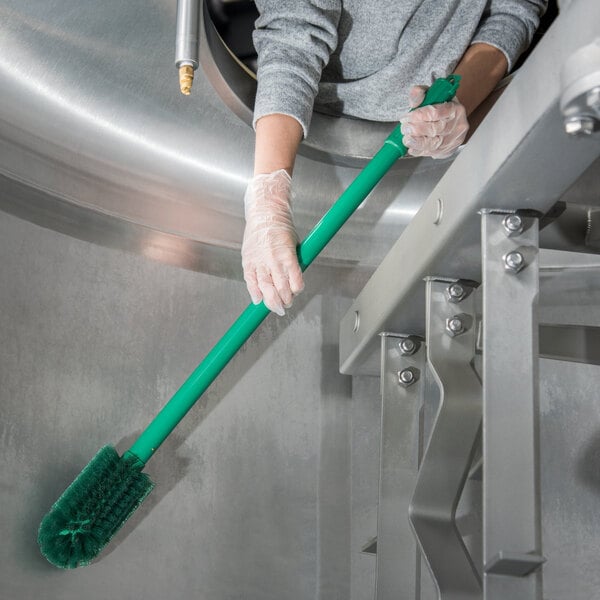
[38, 446, 155, 569]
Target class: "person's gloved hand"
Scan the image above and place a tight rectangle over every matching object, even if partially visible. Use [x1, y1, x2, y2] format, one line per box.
[242, 169, 304, 316]
[400, 85, 469, 159]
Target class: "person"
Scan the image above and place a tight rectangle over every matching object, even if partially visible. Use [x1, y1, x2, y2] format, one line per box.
[242, 0, 548, 315]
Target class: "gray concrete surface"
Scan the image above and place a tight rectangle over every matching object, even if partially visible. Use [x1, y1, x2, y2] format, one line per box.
[0, 209, 353, 600]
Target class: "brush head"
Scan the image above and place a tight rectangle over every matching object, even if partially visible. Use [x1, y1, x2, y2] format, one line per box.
[38, 446, 155, 568]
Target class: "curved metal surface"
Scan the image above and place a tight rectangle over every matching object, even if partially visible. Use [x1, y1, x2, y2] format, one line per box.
[0, 0, 452, 291]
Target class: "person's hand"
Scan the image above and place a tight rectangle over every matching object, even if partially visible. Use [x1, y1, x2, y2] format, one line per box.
[400, 85, 469, 159]
[242, 169, 304, 316]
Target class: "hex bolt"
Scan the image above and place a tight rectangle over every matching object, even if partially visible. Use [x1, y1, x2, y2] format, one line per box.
[446, 283, 466, 303]
[564, 115, 596, 136]
[503, 214, 523, 236]
[504, 251, 525, 273]
[398, 367, 419, 387]
[399, 338, 419, 356]
[445, 316, 465, 337]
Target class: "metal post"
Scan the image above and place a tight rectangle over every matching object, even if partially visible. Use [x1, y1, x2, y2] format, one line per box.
[409, 279, 482, 600]
[175, 0, 200, 94]
[481, 211, 545, 599]
[376, 333, 425, 599]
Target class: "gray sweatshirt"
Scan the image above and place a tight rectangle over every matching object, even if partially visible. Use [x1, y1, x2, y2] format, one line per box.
[253, 0, 547, 136]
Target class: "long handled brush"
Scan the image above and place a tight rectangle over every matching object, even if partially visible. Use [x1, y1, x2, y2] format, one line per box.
[38, 75, 460, 568]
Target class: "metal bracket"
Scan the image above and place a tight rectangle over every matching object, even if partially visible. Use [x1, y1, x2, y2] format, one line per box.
[376, 333, 425, 599]
[409, 279, 482, 599]
[481, 210, 545, 599]
[485, 552, 546, 578]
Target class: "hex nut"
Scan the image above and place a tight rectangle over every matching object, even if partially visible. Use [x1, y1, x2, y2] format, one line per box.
[398, 367, 420, 387]
[446, 283, 466, 303]
[564, 116, 596, 136]
[445, 316, 465, 337]
[504, 251, 525, 273]
[503, 214, 523, 236]
[399, 338, 419, 356]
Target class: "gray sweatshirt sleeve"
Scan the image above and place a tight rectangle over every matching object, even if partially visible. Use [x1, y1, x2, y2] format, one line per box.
[471, 0, 548, 71]
[252, 0, 342, 138]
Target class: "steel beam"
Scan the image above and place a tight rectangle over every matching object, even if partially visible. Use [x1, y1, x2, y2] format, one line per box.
[481, 212, 544, 599]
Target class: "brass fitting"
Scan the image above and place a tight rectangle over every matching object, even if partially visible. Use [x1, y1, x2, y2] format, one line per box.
[179, 65, 195, 96]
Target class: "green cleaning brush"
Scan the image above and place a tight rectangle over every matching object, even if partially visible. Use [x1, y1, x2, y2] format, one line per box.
[38, 75, 460, 569]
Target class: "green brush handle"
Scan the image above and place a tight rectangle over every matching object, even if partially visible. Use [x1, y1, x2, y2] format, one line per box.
[127, 75, 461, 465]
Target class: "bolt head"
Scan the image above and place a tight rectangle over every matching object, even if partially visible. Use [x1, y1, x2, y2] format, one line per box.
[503, 214, 523, 236]
[504, 251, 525, 273]
[398, 367, 419, 387]
[446, 283, 466, 303]
[564, 116, 596, 136]
[445, 316, 465, 337]
[399, 338, 418, 355]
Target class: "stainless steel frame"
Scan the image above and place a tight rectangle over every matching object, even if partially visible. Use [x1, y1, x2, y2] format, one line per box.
[481, 211, 545, 598]
[345, 3, 600, 598]
[340, 0, 600, 375]
[376, 333, 425, 599]
[409, 279, 482, 600]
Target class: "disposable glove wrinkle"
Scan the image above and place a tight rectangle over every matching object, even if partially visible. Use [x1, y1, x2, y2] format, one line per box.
[400, 85, 469, 159]
[242, 170, 304, 316]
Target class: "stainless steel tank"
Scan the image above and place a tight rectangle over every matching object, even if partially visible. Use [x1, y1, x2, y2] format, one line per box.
[0, 0, 452, 296]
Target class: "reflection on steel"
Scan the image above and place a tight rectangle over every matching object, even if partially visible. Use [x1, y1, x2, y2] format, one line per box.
[0, 0, 453, 294]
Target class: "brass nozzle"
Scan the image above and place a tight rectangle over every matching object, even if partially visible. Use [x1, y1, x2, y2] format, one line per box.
[179, 65, 194, 96]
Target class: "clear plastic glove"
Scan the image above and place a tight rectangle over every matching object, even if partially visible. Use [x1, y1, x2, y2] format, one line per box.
[400, 85, 469, 159]
[242, 169, 304, 316]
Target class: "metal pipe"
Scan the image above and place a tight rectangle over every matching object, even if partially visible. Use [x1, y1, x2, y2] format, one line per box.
[175, 0, 200, 95]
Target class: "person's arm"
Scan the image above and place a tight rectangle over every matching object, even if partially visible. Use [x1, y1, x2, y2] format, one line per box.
[241, 2, 341, 315]
[242, 113, 304, 316]
[401, 0, 547, 159]
[400, 42, 508, 159]
[453, 42, 508, 117]
[254, 114, 303, 176]
[252, 1, 342, 140]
